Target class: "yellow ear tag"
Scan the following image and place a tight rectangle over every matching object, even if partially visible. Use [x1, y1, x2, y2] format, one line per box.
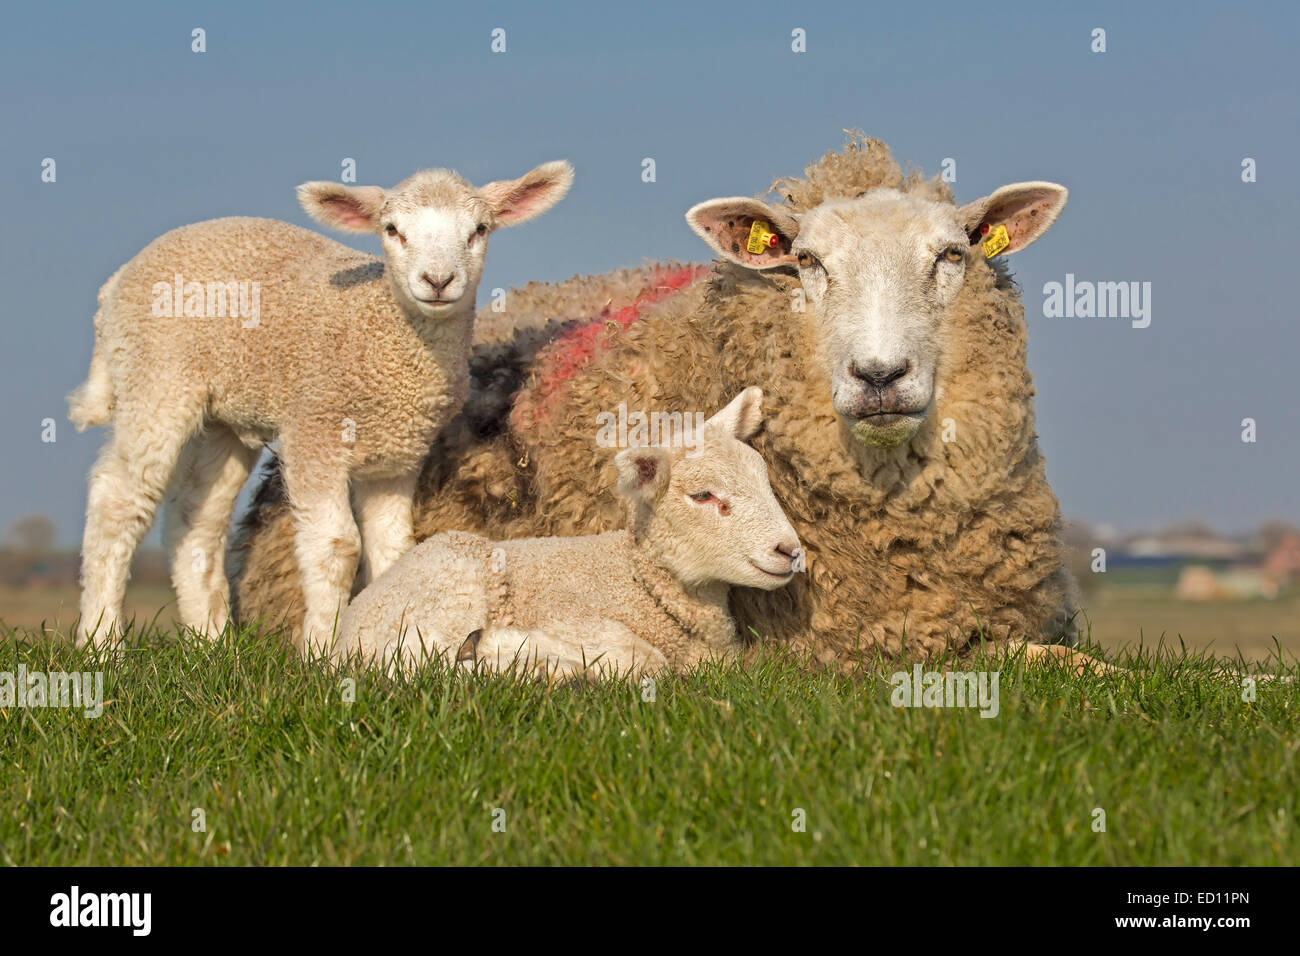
[982, 223, 1010, 258]
[746, 220, 780, 255]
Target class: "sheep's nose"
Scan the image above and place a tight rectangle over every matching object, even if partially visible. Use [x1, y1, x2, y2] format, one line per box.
[775, 540, 802, 569]
[421, 272, 456, 294]
[850, 360, 909, 389]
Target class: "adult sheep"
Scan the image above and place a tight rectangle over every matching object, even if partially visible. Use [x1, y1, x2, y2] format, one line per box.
[232, 134, 1081, 665]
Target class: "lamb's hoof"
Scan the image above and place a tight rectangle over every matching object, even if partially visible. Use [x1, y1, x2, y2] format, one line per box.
[76, 627, 127, 665]
[457, 629, 483, 663]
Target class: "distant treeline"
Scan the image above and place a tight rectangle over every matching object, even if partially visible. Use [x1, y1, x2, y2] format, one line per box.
[0, 549, 169, 589]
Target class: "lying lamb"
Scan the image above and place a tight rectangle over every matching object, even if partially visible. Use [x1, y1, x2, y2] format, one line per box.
[333, 387, 802, 677]
[69, 160, 573, 654]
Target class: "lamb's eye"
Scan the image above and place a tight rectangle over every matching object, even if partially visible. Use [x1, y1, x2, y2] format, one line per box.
[385, 224, 398, 237]
[689, 491, 715, 503]
[941, 247, 964, 264]
[476, 223, 487, 236]
[796, 251, 821, 270]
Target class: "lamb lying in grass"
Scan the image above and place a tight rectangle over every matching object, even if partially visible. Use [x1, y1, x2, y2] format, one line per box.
[334, 387, 803, 677]
[69, 160, 572, 654]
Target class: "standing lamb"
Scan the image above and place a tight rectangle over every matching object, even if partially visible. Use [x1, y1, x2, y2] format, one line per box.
[232, 135, 1081, 666]
[70, 160, 573, 654]
[335, 388, 803, 678]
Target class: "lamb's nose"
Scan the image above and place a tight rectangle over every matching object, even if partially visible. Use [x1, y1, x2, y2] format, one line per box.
[850, 360, 909, 389]
[775, 540, 802, 569]
[421, 272, 456, 293]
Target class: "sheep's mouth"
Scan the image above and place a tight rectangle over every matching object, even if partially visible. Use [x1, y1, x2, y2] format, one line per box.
[749, 559, 795, 580]
[413, 294, 462, 307]
[842, 408, 927, 448]
[854, 411, 920, 426]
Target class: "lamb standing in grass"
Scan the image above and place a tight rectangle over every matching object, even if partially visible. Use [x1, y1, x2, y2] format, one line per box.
[69, 160, 573, 654]
[334, 388, 802, 677]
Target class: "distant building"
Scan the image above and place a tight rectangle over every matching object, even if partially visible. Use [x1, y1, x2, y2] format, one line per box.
[1262, 533, 1300, 586]
[1175, 564, 1279, 601]
[1127, 534, 1248, 561]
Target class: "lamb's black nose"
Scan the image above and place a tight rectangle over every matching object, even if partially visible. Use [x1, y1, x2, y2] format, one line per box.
[850, 360, 910, 389]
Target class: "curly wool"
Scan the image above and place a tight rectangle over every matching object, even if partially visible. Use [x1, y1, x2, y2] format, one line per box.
[233, 136, 1077, 662]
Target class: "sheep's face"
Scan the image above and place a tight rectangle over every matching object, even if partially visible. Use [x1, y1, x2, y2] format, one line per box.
[298, 161, 573, 320]
[793, 191, 967, 447]
[377, 181, 495, 315]
[686, 180, 1067, 449]
[616, 388, 803, 591]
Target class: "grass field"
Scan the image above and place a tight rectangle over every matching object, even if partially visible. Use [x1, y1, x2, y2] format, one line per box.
[2, 621, 1297, 865]
[1082, 588, 1300, 663]
[5, 576, 1299, 660]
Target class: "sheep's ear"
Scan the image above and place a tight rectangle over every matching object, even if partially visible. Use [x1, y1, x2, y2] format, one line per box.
[685, 198, 799, 270]
[705, 386, 764, 442]
[615, 446, 672, 503]
[958, 181, 1068, 255]
[297, 182, 387, 234]
[479, 160, 574, 228]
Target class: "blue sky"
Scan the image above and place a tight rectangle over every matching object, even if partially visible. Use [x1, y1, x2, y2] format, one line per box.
[1, 0, 1296, 545]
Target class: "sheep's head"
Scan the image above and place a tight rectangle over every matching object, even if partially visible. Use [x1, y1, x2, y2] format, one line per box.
[298, 161, 573, 319]
[615, 387, 802, 591]
[686, 181, 1067, 448]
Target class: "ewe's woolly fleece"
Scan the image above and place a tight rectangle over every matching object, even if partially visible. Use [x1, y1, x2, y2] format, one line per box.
[232, 135, 1076, 662]
[335, 528, 734, 671]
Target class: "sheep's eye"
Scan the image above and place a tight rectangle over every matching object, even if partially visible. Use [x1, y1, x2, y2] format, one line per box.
[476, 223, 487, 236]
[689, 491, 715, 503]
[385, 224, 398, 237]
[941, 247, 964, 264]
[796, 251, 821, 270]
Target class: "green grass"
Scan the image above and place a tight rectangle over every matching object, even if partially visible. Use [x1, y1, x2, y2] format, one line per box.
[1, 625, 1297, 865]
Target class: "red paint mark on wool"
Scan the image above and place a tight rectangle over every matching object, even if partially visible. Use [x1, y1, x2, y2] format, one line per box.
[522, 264, 706, 424]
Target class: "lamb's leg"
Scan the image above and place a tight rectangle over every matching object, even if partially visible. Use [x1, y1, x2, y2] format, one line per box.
[283, 460, 360, 658]
[352, 470, 417, 590]
[78, 419, 191, 648]
[161, 426, 258, 637]
[464, 621, 670, 681]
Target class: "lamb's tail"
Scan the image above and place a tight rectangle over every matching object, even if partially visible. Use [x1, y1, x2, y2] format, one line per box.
[68, 345, 114, 431]
[67, 266, 122, 431]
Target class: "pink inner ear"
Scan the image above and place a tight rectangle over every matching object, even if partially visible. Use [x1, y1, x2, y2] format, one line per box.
[321, 195, 375, 230]
[487, 181, 554, 223]
[697, 208, 794, 268]
[635, 456, 658, 486]
[990, 190, 1060, 250]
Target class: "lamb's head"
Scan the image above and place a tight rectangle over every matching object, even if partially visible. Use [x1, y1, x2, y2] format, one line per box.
[687, 181, 1067, 448]
[298, 160, 573, 319]
[615, 387, 802, 591]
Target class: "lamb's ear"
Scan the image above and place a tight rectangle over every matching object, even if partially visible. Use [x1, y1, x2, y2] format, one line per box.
[705, 386, 764, 442]
[615, 446, 672, 503]
[958, 181, 1068, 255]
[479, 160, 574, 227]
[297, 182, 387, 234]
[685, 198, 799, 270]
